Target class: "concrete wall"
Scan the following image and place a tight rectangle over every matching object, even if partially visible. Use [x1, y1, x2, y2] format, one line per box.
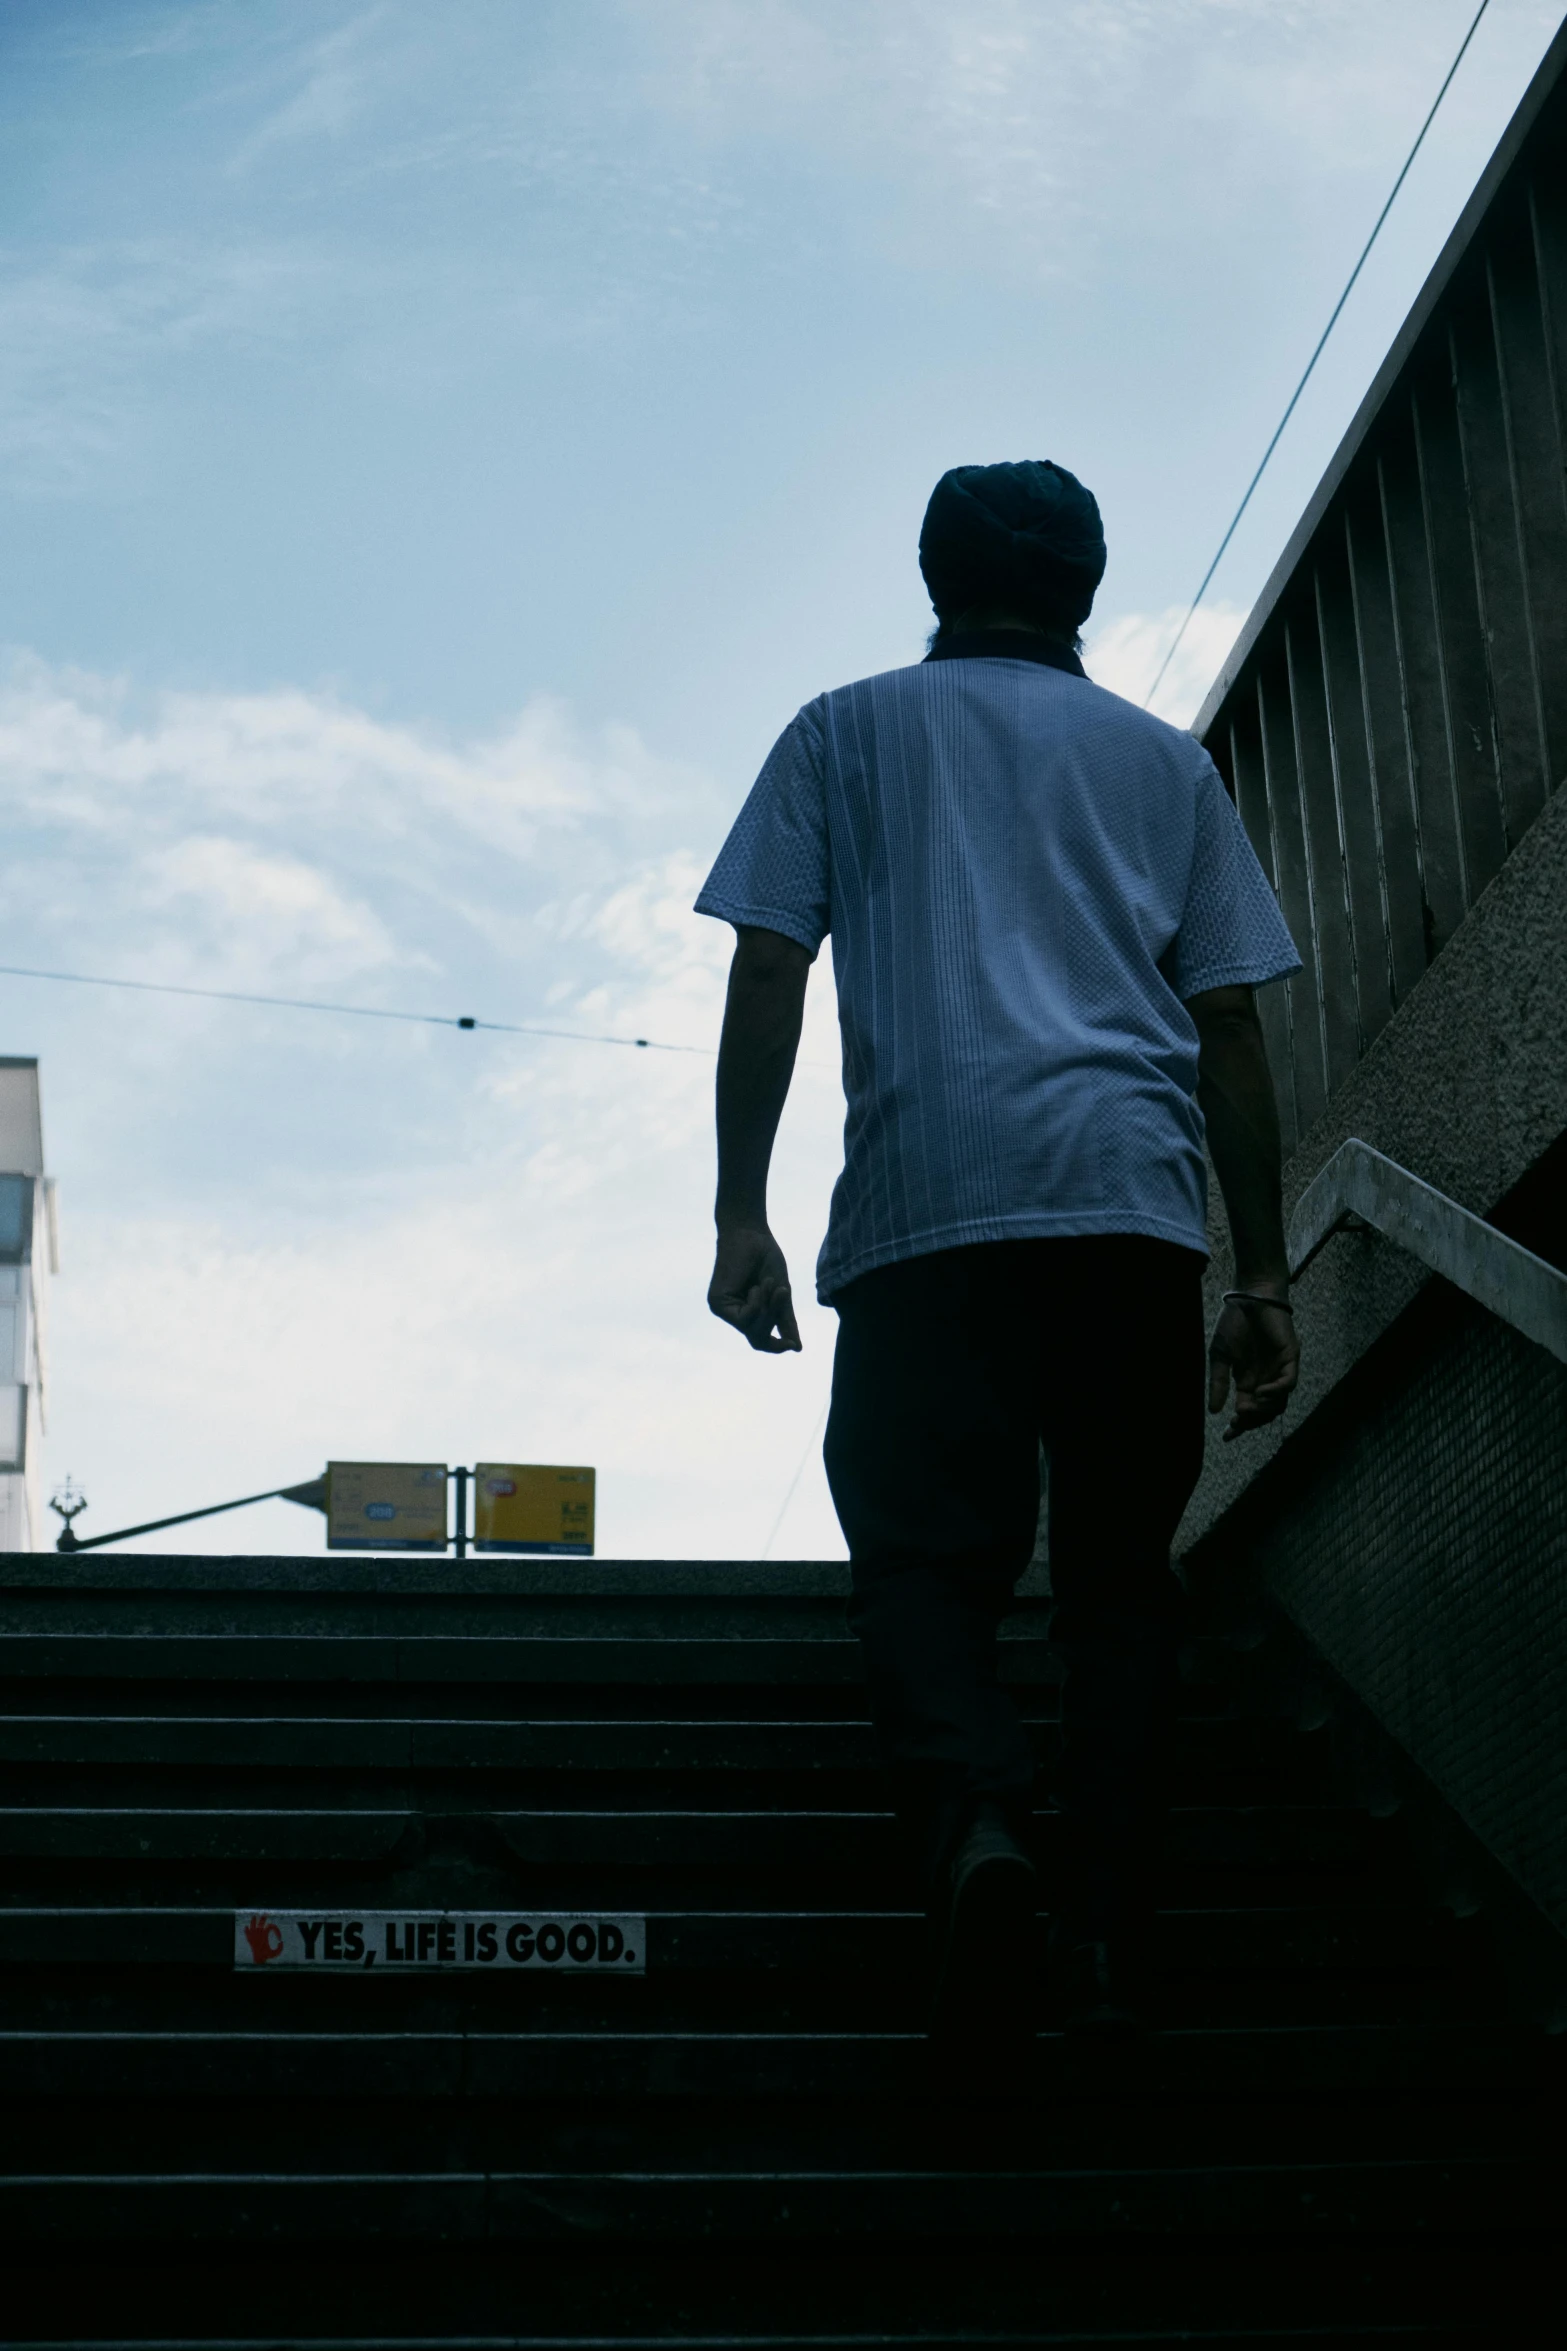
[0, 1065, 51, 1553]
[1181, 775, 1567, 1554]
[1178, 779, 1567, 1938]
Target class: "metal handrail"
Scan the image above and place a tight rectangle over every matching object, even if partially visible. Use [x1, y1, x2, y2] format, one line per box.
[1287, 1139, 1567, 1366]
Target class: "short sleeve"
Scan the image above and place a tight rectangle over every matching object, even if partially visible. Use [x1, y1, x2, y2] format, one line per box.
[1167, 755, 1301, 1001]
[693, 708, 830, 955]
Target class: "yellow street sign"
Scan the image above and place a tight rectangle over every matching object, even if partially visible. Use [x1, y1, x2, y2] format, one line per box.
[474, 1463, 595, 1556]
[326, 1461, 449, 1552]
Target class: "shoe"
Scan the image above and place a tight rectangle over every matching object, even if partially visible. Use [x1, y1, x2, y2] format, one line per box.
[1045, 1922, 1149, 2035]
[928, 1800, 1038, 2041]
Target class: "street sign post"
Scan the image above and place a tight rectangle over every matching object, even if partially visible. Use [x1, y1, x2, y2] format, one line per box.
[51, 1461, 596, 1557]
[473, 1463, 595, 1556]
[325, 1462, 449, 1552]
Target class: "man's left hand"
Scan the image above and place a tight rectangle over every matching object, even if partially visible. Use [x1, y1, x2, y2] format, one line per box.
[1207, 1295, 1298, 1440]
[709, 1222, 802, 1352]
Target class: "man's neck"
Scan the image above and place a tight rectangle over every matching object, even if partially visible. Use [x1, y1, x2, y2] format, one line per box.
[924, 619, 1085, 678]
[929, 608, 1080, 656]
[954, 612, 1051, 636]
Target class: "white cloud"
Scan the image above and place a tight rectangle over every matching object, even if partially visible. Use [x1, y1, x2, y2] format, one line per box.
[141, 836, 396, 986]
[3, 653, 845, 1562]
[0, 653, 718, 990]
[1083, 601, 1247, 728]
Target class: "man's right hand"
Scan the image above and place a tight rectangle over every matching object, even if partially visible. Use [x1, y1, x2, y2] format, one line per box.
[708, 1222, 802, 1353]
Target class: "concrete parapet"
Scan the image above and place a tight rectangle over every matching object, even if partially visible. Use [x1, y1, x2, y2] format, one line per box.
[1181, 779, 1567, 1946]
[1183, 773, 1567, 1555]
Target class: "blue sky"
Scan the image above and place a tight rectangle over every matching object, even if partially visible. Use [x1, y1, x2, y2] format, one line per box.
[1, 0, 1560, 1558]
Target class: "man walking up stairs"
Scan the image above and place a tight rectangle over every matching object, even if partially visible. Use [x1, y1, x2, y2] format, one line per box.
[702, 458, 1301, 2032]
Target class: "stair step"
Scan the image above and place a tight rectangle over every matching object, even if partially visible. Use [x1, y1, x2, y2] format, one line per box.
[0, 2336, 1507, 2350]
[0, 2025, 1536, 2100]
[0, 1809, 415, 1861]
[0, 1903, 1464, 1973]
[0, 1637, 877, 1685]
[487, 1808, 1376, 1872]
[0, 2247, 1525, 2344]
[0, 2157, 1553, 2245]
[0, 1805, 1381, 1871]
[0, 1712, 1313, 1778]
[6, 2086, 1539, 2180]
[1, 1635, 1065, 1686]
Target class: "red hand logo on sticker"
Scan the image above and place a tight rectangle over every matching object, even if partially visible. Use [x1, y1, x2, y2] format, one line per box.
[243, 1914, 284, 1963]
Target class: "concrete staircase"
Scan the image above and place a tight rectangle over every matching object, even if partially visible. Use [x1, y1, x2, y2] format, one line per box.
[0, 1555, 1559, 2346]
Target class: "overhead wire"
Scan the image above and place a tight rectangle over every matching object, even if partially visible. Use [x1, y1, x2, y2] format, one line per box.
[1141, 0, 1493, 713]
[759, 1391, 832, 1562]
[0, 961, 712, 1055]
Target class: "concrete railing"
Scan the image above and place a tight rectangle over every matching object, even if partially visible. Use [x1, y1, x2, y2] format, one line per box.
[1289, 1138, 1567, 1366]
[1194, 21, 1567, 1162]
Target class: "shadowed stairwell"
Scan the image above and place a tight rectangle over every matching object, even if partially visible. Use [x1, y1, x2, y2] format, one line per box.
[0, 1551, 1560, 2346]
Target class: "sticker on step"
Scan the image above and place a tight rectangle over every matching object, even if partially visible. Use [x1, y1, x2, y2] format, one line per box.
[234, 1911, 645, 1971]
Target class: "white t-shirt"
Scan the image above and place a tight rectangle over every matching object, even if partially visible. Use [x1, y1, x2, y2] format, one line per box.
[696, 648, 1300, 1300]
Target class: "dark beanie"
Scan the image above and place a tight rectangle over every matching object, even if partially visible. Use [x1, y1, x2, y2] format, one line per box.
[918, 459, 1106, 627]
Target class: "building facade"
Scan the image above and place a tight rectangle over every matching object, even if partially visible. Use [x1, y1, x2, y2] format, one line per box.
[0, 1060, 57, 1553]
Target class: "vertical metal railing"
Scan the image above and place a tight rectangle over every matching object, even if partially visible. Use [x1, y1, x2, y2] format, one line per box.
[1195, 26, 1567, 1143]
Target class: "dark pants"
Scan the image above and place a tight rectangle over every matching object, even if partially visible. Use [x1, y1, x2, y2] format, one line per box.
[823, 1236, 1206, 1934]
